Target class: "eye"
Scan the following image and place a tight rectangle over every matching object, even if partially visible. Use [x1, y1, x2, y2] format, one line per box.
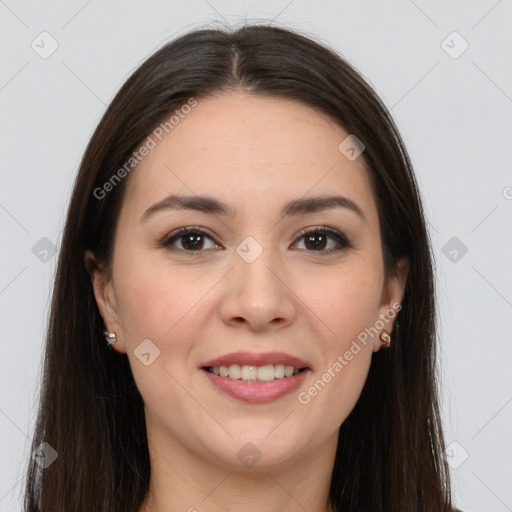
[161, 225, 351, 256]
[161, 227, 221, 254]
[292, 226, 351, 253]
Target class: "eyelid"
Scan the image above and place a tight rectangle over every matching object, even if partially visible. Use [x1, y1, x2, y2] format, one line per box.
[161, 225, 221, 248]
[292, 225, 351, 251]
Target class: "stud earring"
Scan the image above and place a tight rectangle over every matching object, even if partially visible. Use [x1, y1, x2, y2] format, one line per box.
[103, 331, 117, 350]
[379, 329, 391, 349]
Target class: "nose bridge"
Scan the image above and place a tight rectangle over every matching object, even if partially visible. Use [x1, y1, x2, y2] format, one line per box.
[235, 234, 283, 301]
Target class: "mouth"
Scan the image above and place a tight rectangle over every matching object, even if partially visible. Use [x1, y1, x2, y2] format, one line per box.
[199, 351, 311, 403]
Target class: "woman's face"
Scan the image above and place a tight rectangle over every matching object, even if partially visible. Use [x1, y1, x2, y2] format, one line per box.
[87, 92, 408, 471]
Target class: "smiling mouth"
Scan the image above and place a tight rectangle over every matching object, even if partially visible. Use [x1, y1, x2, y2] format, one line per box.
[202, 364, 308, 383]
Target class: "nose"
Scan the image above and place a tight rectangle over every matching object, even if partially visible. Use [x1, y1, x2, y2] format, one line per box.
[219, 243, 297, 332]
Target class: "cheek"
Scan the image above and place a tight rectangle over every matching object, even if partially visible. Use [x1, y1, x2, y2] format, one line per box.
[113, 249, 209, 343]
[293, 265, 381, 416]
[111, 254, 207, 411]
[294, 262, 383, 342]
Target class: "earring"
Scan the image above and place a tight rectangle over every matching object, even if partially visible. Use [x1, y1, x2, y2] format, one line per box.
[379, 329, 391, 349]
[103, 331, 117, 350]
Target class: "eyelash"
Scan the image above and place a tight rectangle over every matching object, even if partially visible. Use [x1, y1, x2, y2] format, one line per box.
[161, 225, 351, 256]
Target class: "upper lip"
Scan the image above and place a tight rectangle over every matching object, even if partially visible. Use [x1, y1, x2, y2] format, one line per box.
[201, 351, 311, 370]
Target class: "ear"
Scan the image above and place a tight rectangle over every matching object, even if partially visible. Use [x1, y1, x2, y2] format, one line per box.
[372, 256, 409, 352]
[84, 249, 126, 353]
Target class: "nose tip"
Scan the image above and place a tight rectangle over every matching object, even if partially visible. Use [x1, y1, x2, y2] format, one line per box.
[220, 251, 296, 331]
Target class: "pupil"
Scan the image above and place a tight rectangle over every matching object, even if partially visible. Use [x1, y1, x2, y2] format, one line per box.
[183, 233, 203, 250]
[305, 234, 326, 250]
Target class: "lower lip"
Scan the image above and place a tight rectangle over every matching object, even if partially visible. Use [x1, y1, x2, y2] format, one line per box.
[201, 368, 310, 404]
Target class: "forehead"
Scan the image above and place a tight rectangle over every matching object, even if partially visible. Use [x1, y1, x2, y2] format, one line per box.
[123, 92, 378, 224]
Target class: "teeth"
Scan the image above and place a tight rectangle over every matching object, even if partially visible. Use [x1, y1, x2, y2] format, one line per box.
[257, 364, 275, 381]
[209, 364, 301, 382]
[284, 365, 294, 377]
[228, 364, 241, 379]
[241, 365, 258, 381]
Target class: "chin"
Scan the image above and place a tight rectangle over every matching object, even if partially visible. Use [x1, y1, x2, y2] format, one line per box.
[199, 433, 308, 472]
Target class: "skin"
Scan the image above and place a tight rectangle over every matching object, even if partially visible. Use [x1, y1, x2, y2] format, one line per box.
[86, 92, 409, 512]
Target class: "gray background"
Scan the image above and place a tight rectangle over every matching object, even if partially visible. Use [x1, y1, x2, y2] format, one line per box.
[1, 1, 511, 511]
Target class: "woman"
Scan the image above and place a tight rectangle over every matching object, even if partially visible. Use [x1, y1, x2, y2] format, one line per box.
[23, 23, 459, 511]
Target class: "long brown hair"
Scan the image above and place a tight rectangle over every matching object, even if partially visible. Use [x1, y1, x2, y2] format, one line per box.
[23, 23, 454, 511]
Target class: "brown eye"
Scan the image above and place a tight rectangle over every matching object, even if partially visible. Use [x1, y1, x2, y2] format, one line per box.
[178, 232, 206, 250]
[293, 227, 350, 253]
[162, 227, 221, 253]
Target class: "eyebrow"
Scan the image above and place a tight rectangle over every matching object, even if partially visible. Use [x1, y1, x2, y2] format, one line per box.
[140, 194, 366, 222]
